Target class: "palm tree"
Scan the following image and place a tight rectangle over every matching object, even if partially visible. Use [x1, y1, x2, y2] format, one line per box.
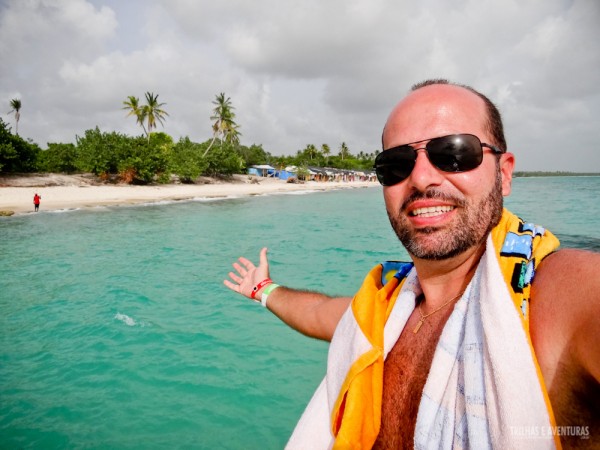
[305, 144, 318, 160]
[123, 92, 168, 142]
[339, 142, 350, 160]
[8, 98, 21, 135]
[142, 92, 168, 141]
[203, 92, 240, 157]
[321, 143, 331, 165]
[223, 120, 241, 145]
[122, 95, 147, 135]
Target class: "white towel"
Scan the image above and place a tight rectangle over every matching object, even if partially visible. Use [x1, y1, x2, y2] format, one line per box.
[288, 235, 557, 449]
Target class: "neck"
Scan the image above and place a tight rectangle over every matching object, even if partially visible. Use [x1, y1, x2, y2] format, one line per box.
[410, 239, 487, 309]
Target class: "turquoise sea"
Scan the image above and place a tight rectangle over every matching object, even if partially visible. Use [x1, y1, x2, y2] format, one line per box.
[1, 176, 599, 449]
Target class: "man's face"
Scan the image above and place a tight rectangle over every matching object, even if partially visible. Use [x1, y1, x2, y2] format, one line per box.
[387, 165, 504, 260]
[382, 84, 514, 261]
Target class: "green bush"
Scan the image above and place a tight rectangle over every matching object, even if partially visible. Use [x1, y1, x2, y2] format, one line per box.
[203, 143, 244, 177]
[76, 127, 132, 175]
[171, 137, 208, 183]
[0, 142, 17, 172]
[38, 143, 79, 173]
[236, 143, 270, 169]
[117, 135, 171, 184]
[0, 118, 40, 172]
[75, 129, 173, 183]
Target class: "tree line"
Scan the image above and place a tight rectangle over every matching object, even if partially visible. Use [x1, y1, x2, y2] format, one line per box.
[513, 171, 600, 177]
[1, 93, 377, 183]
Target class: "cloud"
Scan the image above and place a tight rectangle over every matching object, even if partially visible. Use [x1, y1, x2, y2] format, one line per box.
[0, 0, 599, 171]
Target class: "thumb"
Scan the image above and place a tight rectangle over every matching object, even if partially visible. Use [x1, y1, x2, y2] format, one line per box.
[259, 247, 269, 268]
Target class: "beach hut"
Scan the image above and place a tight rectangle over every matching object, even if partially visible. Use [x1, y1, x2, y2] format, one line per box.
[249, 164, 276, 177]
[308, 167, 328, 182]
[276, 165, 297, 181]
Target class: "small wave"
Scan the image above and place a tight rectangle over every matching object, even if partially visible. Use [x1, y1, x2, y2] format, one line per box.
[46, 207, 83, 214]
[278, 189, 324, 196]
[139, 199, 180, 206]
[114, 312, 136, 326]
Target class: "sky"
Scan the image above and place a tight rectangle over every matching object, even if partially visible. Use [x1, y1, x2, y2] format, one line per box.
[1, 0, 599, 172]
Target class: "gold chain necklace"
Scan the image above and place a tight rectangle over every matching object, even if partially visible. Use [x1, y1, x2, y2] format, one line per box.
[413, 292, 464, 334]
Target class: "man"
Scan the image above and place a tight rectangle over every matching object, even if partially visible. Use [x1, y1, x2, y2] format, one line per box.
[33, 193, 41, 212]
[224, 80, 599, 449]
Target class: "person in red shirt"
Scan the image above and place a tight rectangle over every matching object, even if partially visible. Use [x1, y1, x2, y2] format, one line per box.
[33, 193, 41, 212]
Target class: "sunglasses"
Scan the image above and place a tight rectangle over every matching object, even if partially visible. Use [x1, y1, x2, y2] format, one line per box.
[374, 133, 505, 186]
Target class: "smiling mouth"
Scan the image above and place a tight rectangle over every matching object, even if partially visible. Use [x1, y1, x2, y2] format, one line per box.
[409, 205, 455, 217]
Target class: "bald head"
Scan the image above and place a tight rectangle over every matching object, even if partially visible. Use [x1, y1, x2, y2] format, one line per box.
[382, 80, 506, 152]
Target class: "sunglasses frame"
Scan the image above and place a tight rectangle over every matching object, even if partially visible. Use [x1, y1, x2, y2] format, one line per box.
[374, 133, 505, 186]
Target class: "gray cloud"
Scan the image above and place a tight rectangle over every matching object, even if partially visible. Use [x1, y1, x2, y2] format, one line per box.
[1, 0, 598, 171]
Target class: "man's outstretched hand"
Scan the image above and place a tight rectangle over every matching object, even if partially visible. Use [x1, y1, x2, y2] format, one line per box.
[224, 247, 271, 300]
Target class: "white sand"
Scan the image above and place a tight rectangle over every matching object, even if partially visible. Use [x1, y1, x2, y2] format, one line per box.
[0, 174, 378, 215]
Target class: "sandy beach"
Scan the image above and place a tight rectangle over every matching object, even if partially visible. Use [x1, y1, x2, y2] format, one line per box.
[0, 173, 378, 215]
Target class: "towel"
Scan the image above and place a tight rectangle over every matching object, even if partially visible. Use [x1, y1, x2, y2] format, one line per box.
[287, 209, 561, 449]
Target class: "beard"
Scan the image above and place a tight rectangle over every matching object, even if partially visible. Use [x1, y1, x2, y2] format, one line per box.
[387, 168, 504, 260]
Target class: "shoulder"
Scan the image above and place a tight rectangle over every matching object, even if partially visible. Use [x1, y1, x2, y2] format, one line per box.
[531, 249, 600, 382]
[533, 248, 600, 299]
[532, 248, 600, 322]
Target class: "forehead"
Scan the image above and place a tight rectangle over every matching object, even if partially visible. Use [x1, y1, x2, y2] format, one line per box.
[383, 84, 489, 149]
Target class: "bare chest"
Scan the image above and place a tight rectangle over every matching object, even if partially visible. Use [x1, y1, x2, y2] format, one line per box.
[373, 307, 452, 449]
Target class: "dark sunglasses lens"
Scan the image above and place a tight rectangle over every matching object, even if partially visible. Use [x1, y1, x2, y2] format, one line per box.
[375, 147, 415, 185]
[376, 164, 415, 186]
[427, 134, 483, 172]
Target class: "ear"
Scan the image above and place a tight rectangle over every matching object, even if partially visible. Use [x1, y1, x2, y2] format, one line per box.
[500, 152, 515, 196]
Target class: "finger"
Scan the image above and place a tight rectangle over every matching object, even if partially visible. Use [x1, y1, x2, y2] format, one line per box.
[239, 256, 256, 269]
[232, 262, 247, 276]
[228, 272, 243, 284]
[223, 279, 240, 292]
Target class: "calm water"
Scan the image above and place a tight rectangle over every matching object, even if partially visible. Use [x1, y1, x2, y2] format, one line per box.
[1, 177, 599, 449]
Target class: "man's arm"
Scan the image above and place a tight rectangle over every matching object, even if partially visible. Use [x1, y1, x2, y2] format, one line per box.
[531, 249, 600, 385]
[223, 247, 352, 341]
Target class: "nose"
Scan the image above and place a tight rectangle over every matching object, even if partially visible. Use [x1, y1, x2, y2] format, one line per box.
[406, 148, 444, 191]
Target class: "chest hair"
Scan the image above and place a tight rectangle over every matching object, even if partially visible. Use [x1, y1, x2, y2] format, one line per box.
[373, 306, 453, 449]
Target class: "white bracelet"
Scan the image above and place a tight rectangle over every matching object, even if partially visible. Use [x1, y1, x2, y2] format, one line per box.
[261, 283, 280, 307]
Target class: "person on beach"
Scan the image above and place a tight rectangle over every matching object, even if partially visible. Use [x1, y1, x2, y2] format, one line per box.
[224, 80, 599, 449]
[33, 193, 41, 212]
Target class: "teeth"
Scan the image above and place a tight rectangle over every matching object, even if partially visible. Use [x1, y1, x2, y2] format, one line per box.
[410, 205, 454, 217]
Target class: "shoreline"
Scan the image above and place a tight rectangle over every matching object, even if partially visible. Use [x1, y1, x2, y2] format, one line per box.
[0, 173, 379, 216]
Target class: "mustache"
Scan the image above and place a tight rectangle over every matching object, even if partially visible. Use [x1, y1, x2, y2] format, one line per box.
[400, 188, 467, 211]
